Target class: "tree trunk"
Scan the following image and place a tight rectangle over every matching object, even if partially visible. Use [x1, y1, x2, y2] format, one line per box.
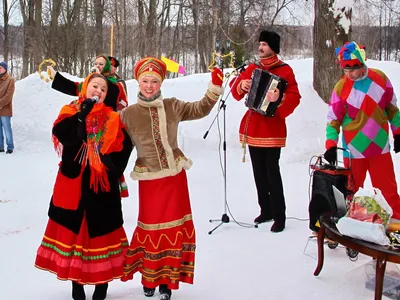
[32, 0, 42, 72]
[3, 0, 9, 62]
[313, 0, 352, 103]
[145, 0, 157, 56]
[191, 0, 200, 73]
[93, 0, 104, 54]
[138, 0, 145, 57]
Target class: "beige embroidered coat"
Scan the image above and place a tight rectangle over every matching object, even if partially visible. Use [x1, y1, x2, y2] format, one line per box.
[121, 82, 223, 180]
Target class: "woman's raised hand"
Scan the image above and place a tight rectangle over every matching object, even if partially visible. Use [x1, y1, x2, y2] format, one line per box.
[211, 67, 224, 86]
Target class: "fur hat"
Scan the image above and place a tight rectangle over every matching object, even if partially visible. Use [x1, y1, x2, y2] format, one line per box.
[134, 57, 167, 83]
[108, 56, 120, 68]
[335, 42, 366, 70]
[0, 61, 8, 72]
[259, 30, 280, 54]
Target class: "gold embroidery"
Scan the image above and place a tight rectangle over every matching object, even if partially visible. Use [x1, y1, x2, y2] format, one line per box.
[133, 165, 150, 173]
[138, 214, 193, 231]
[130, 228, 195, 249]
[150, 107, 169, 170]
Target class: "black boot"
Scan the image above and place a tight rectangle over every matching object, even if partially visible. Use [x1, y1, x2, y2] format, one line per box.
[254, 213, 273, 224]
[270, 219, 285, 233]
[143, 286, 155, 297]
[72, 282, 86, 300]
[159, 284, 172, 300]
[92, 283, 108, 300]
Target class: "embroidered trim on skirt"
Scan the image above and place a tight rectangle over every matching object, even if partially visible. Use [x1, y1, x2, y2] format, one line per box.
[122, 170, 196, 290]
[35, 217, 128, 285]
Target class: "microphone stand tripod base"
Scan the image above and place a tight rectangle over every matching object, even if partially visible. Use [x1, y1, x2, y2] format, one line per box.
[204, 71, 258, 235]
[208, 214, 258, 235]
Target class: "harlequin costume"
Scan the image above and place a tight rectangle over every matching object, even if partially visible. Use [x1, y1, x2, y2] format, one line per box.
[326, 41, 400, 219]
[120, 57, 223, 292]
[35, 74, 133, 289]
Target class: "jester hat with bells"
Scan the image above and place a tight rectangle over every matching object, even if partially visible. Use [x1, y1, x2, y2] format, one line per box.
[335, 42, 366, 70]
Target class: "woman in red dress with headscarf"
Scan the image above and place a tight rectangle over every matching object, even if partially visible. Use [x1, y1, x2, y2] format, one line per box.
[35, 73, 132, 300]
[121, 57, 224, 300]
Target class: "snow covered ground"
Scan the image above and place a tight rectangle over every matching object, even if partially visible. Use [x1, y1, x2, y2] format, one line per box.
[1, 58, 400, 299]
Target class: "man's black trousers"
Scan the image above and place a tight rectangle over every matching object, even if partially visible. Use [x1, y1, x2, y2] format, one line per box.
[248, 146, 286, 222]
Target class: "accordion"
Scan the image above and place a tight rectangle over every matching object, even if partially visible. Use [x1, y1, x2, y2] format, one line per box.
[245, 68, 287, 117]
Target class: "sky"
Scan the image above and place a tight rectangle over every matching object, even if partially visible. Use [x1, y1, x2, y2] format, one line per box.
[1, 58, 400, 299]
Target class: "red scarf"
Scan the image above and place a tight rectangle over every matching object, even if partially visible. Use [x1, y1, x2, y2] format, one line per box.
[53, 99, 125, 193]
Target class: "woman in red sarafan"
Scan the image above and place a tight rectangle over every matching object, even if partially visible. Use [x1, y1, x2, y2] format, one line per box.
[34, 73, 133, 300]
[121, 57, 224, 300]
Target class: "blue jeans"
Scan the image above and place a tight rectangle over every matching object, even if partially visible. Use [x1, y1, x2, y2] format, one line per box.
[0, 116, 14, 151]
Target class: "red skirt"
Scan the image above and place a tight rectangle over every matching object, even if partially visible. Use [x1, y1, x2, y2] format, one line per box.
[122, 170, 196, 290]
[35, 217, 128, 285]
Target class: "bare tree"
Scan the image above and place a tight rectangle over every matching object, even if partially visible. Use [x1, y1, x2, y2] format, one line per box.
[313, 0, 352, 103]
[47, 0, 63, 60]
[94, 0, 105, 54]
[19, 0, 42, 77]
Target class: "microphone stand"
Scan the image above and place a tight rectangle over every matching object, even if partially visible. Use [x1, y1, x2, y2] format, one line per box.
[204, 66, 258, 234]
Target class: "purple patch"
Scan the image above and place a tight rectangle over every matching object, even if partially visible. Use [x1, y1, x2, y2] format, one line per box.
[347, 144, 364, 159]
[361, 118, 381, 140]
[367, 81, 385, 103]
[362, 142, 383, 157]
[347, 88, 365, 109]
[330, 92, 342, 105]
[383, 142, 390, 153]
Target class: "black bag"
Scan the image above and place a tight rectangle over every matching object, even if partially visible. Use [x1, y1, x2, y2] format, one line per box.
[308, 162, 352, 232]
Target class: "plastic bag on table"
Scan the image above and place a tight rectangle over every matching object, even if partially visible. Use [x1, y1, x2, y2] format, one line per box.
[337, 188, 392, 245]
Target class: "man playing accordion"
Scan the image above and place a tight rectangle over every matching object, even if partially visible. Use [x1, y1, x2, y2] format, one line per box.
[229, 30, 301, 232]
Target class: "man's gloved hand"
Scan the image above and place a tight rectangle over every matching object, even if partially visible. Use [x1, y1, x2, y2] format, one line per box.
[324, 147, 337, 165]
[394, 135, 400, 153]
[78, 98, 96, 121]
[211, 67, 224, 87]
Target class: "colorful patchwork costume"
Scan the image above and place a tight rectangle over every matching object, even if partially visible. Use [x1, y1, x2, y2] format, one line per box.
[325, 42, 400, 219]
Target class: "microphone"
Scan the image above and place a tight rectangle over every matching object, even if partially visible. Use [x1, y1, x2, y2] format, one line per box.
[90, 96, 99, 103]
[81, 96, 99, 111]
[91, 66, 100, 73]
[78, 96, 99, 122]
[234, 58, 256, 70]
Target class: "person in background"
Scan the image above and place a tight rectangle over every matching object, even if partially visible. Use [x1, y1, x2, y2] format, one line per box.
[35, 73, 133, 300]
[48, 55, 127, 112]
[48, 55, 130, 197]
[0, 61, 16, 154]
[108, 55, 128, 110]
[120, 57, 224, 300]
[324, 41, 400, 221]
[229, 30, 301, 232]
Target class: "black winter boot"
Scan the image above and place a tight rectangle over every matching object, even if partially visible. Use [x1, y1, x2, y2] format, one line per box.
[92, 283, 108, 300]
[159, 284, 172, 300]
[254, 213, 273, 224]
[72, 282, 86, 300]
[143, 286, 155, 297]
[270, 220, 285, 233]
